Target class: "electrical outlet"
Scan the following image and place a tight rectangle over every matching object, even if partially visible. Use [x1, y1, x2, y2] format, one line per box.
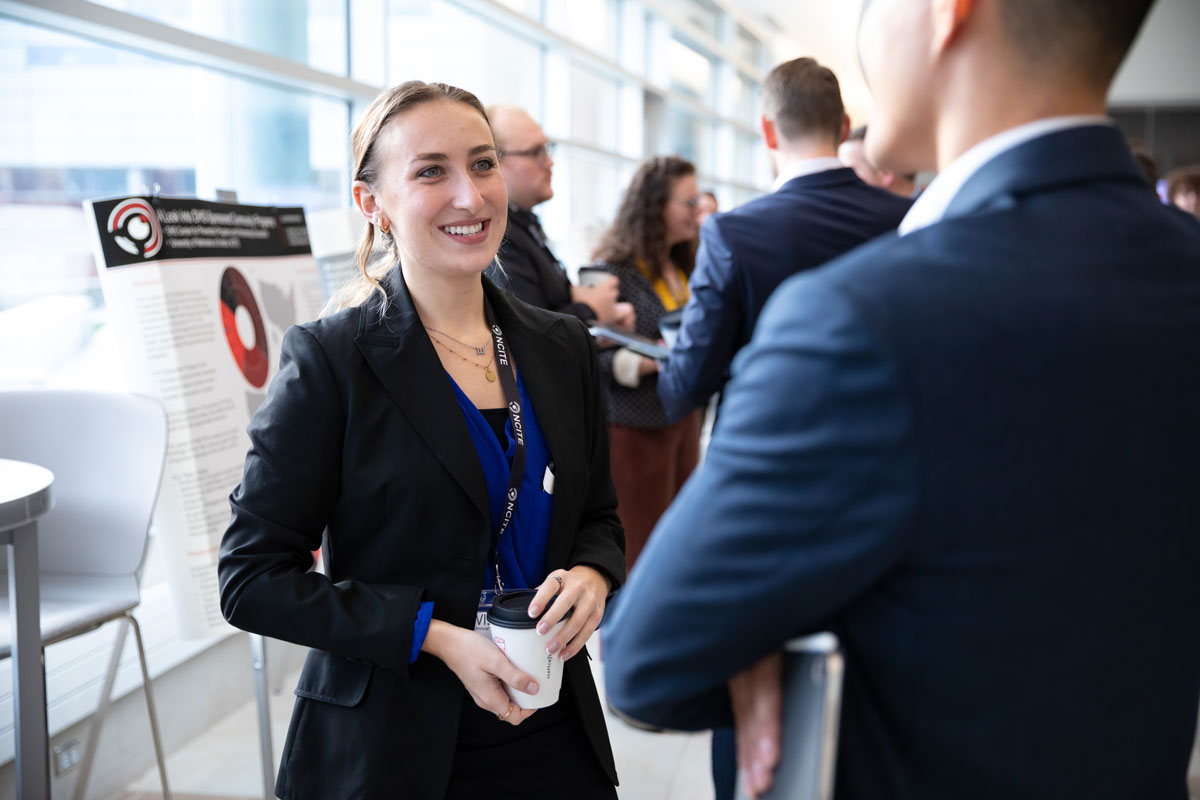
[53, 738, 82, 776]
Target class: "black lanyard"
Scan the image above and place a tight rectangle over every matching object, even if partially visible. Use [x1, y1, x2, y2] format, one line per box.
[484, 299, 526, 593]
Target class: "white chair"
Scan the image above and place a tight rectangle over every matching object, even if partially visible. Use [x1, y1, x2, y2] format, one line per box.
[0, 390, 171, 800]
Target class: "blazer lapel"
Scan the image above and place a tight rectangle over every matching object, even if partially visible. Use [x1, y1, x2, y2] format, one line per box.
[355, 267, 489, 520]
[486, 282, 579, 567]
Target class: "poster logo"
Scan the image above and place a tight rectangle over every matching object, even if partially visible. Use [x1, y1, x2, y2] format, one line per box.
[106, 199, 163, 258]
[219, 266, 269, 389]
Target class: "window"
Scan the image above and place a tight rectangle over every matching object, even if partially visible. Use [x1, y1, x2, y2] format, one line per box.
[90, 0, 349, 74]
[0, 19, 347, 382]
[386, 1, 543, 113]
[667, 35, 713, 103]
[661, 0, 721, 39]
[544, 0, 617, 58]
[735, 24, 763, 69]
[667, 107, 713, 169]
[570, 64, 620, 151]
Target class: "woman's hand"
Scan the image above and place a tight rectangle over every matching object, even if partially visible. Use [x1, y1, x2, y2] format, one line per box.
[422, 620, 539, 726]
[638, 356, 661, 376]
[527, 565, 612, 662]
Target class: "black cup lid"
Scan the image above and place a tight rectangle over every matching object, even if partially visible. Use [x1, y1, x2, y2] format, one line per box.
[487, 589, 572, 628]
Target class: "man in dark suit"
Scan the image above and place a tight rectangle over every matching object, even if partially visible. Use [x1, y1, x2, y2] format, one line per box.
[605, 1, 1200, 799]
[487, 105, 632, 328]
[657, 58, 912, 424]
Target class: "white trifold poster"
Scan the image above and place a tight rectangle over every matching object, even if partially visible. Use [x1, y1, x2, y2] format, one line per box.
[84, 195, 324, 638]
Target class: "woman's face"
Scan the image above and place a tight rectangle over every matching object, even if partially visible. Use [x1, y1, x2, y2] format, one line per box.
[358, 100, 508, 279]
[663, 174, 700, 248]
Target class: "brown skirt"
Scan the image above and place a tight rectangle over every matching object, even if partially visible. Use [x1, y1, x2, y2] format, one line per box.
[608, 411, 702, 574]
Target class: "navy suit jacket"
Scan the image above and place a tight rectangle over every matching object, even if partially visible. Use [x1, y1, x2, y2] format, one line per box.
[657, 167, 912, 422]
[604, 126, 1200, 799]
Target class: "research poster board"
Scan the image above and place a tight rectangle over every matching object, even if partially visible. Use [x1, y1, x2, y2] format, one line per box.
[85, 195, 325, 638]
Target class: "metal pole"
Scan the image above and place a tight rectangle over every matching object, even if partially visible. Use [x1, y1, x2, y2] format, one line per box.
[6, 521, 50, 799]
[249, 633, 275, 799]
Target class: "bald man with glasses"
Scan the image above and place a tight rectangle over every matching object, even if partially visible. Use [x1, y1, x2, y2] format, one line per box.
[487, 105, 632, 329]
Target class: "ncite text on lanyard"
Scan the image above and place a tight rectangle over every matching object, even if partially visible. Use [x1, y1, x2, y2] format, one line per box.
[484, 298, 526, 595]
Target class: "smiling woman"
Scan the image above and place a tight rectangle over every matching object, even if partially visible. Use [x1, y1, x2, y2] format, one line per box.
[217, 82, 625, 800]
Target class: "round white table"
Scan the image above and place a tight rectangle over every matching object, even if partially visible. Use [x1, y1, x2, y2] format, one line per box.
[1, 458, 54, 799]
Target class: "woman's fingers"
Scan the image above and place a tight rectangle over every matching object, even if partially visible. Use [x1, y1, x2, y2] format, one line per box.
[560, 605, 605, 661]
[494, 655, 540, 698]
[527, 570, 567, 623]
[507, 707, 538, 726]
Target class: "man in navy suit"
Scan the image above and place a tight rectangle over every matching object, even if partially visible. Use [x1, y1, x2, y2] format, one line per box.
[605, 1, 1200, 799]
[657, 58, 912, 424]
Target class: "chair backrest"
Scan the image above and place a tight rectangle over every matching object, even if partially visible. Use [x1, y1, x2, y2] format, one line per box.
[736, 633, 844, 800]
[0, 390, 167, 577]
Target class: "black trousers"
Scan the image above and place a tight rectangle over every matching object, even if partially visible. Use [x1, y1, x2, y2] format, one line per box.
[444, 673, 617, 800]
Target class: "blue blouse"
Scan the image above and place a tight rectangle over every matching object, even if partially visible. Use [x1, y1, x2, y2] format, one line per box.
[408, 369, 554, 663]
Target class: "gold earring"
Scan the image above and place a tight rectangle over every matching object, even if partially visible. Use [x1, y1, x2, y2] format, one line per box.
[379, 219, 390, 235]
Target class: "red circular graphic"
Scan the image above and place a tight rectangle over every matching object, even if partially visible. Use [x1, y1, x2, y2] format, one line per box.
[219, 267, 269, 388]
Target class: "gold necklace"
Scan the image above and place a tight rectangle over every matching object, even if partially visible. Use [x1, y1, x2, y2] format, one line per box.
[429, 332, 496, 382]
[423, 325, 487, 356]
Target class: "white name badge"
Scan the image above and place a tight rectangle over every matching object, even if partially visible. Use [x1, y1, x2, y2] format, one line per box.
[475, 588, 497, 638]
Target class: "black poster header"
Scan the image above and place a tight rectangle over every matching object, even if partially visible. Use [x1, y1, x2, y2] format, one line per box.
[88, 195, 312, 268]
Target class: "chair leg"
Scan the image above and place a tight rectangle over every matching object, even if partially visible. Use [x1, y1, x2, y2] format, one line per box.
[127, 612, 172, 800]
[73, 618, 131, 800]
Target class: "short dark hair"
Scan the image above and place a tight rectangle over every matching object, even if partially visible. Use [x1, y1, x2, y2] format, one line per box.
[1127, 138, 1158, 188]
[761, 57, 844, 144]
[1167, 166, 1200, 203]
[994, 0, 1156, 84]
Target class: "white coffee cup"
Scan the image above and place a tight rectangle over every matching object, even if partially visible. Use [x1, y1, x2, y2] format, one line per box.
[488, 590, 571, 709]
[577, 266, 617, 289]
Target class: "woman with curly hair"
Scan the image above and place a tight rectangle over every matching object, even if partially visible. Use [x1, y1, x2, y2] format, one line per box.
[588, 155, 702, 572]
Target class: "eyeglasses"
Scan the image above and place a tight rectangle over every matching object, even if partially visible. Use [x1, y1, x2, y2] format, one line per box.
[502, 141, 557, 162]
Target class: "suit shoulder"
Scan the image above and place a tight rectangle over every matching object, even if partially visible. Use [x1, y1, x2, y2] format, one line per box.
[295, 303, 361, 344]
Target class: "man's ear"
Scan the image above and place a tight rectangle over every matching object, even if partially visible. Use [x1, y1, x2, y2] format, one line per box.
[880, 171, 898, 190]
[837, 113, 852, 146]
[931, 0, 974, 54]
[760, 115, 778, 151]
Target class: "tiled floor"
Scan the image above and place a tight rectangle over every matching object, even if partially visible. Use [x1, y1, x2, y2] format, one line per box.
[108, 657, 714, 800]
[107, 654, 1200, 800]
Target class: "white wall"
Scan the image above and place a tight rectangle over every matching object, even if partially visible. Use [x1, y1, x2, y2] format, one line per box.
[1110, 0, 1200, 107]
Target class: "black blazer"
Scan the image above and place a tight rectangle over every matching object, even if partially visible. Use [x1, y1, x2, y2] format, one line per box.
[218, 268, 625, 800]
[490, 205, 597, 321]
[591, 259, 680, 430]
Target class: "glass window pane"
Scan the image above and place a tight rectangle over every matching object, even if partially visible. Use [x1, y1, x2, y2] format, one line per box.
[538, 151, 625, 272]
[0, 19, 347, 320]
[495, 0, 542, 19]
[90, 0, 348, 75]
[734, 132, 761, 185]
[570, 65, 619, 151]
[545, 0, 616, 57]
[659, 0, 720, 38]
[732, 73, 758, 121]
[668, 36, 712, 102]
[667, 108, 713, 169]
[735, 25, 762, 68]
[387, 1, 542, 113]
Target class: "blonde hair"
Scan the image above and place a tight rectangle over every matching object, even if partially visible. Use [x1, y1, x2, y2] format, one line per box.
[322, 81, 493, 316]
